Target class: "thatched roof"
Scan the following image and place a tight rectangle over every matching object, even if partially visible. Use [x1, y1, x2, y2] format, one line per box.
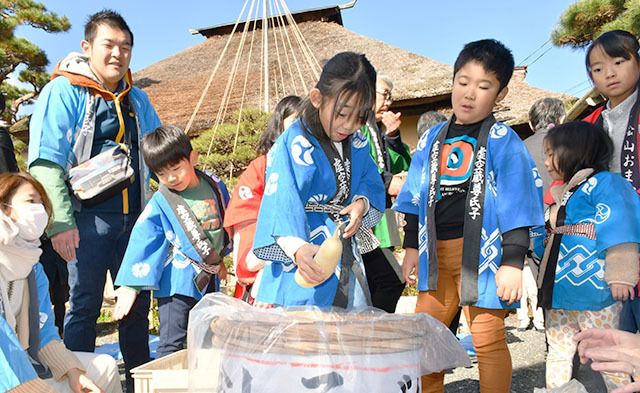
[496, 67, 576, 126]
[134, 19, 574, 132]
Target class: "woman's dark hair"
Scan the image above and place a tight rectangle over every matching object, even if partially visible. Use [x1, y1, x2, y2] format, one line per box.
[544, 121, 613, 182]
[586, 30, 640, 73]
[142, 125, 193, 173]
[300, 52, 376, 141]
[256, 95, 301, 154]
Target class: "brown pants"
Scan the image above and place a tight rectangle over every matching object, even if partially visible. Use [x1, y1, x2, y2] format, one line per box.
[416, 238, 512, 393]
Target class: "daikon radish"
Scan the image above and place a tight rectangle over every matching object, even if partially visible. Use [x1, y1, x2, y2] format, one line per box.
[295, 221, 347, 288]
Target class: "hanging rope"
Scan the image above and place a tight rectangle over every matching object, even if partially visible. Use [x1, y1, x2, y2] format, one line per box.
[272, 0, 307, 94]
[232, 0, 262, 154]
[273, 5, 298, 95]
[269, 0, 287, 99]
[277, 0, 321, 78]
[205, 0, 257, 158]
[262, 0, 269, 111]
[185, 0, 251, 134]
[192, 0, 327, 169]
[267, 14, 280, 103]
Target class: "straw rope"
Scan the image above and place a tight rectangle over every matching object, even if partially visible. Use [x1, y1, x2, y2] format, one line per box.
[268, 0, 287, 100]
[277, 0, 321, 78]
[273, 5, 298, 95]
[232, 2, 261, 154]
[271, 0, 307, 94]
[205, 0, 258, 158]
[190, 0, 325, 165]
[210, 313, 426, 356]
[184, 0, 250, 134]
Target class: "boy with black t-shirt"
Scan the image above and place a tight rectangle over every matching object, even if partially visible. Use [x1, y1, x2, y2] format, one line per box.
[393, 39, 544, 393]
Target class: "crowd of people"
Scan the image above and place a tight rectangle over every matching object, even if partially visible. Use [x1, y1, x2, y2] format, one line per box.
[2, 7, 640, 393]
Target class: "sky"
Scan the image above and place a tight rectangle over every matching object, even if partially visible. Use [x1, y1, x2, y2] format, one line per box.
[14, 1, 592, 99]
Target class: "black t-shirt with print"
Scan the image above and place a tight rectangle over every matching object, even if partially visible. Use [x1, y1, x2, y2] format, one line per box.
[435, 121, 482, 240]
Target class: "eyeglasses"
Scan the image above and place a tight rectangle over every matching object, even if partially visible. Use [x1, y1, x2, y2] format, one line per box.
[376, 89, 393, 103]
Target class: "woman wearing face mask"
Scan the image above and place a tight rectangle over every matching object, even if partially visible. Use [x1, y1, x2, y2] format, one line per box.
[0, 172, 122, 393]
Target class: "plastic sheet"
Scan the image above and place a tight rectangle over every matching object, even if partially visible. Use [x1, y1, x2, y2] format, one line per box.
[188, 293, 470, 392]
[534, 379, 589, 393]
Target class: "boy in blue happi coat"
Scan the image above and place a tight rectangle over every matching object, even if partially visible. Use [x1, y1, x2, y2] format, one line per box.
[393, 40, 544, 393]
[113, 125, 230, 358]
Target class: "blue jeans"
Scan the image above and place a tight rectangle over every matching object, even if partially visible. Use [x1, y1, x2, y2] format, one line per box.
[63, 211, 150, 391]
[620, 286, 640, 333]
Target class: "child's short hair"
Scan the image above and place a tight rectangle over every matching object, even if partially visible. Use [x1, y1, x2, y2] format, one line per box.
[256, 95, 301, 155]
[454, 39, 514, 91]
[528, 97, 566, 132]
[586, 30, 640, 73]
[300, 52, 376, 141]
[544, 121, 612, 182]
[142, 125, 193, 173]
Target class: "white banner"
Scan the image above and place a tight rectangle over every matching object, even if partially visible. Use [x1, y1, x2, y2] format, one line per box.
[216, 350, 422, 392]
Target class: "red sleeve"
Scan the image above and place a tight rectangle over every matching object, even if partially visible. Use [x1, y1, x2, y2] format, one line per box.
[223, 155, 267, 284]
[543, 180, 564, 205]
[223, 155, 266, 231]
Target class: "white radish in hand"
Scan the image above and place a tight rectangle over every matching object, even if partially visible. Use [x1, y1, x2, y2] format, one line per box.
[295, 221, 347, 287]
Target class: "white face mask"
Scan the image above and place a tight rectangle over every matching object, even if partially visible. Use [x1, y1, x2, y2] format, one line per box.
[11, 203, 48, 241]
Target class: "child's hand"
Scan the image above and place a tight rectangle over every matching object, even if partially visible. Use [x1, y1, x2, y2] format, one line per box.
[218, 262, 228, 282]
[294, 243, 323, 286]
[340, 199, 366, 238]
[111, 287, 138, 320]
[67, 368, 103, 393]
[495, 265, 522, 305]
[403, 248, 419, 285]
[610, 283, 635, 301]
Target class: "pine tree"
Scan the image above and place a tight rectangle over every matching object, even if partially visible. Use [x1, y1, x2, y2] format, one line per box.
[552, 0, 640, 48]
[0, 0, 70, 123]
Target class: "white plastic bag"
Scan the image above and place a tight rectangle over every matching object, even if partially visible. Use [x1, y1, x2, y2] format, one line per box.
[187, 293, 470, 392]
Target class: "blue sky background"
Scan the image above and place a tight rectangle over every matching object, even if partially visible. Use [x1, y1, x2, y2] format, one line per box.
[15, 1, 592, 98]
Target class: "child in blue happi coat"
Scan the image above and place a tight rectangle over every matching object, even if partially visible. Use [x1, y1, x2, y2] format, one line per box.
[252, 52, 385, 308]
[113, 125, 231, 358]
[582, 30, 640, 339]
[534, 121, 640, 390]
[393, 39, 544, 393]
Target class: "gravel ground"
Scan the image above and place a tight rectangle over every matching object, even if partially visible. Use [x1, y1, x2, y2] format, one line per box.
[444, 312, 607, 393]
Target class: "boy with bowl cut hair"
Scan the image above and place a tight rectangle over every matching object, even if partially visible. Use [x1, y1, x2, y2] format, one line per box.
[393, 39, 544, 393]
[113, 125, 231, 358]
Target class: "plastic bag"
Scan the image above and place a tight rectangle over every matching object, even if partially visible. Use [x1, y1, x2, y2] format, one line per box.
[533, 379, 589, 393]
[187, 293, 470, 392]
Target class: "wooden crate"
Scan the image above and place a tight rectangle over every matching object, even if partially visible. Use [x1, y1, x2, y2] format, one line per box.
[131, 350, 188, 393]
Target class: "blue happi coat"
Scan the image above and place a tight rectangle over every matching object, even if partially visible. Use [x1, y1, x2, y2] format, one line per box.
[114, 174, 230, 299]
[393, 120, 544, 309]
[0, 264, 60, 391]
[253, 119, 385, 306]
[533, 171, 640, 311]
